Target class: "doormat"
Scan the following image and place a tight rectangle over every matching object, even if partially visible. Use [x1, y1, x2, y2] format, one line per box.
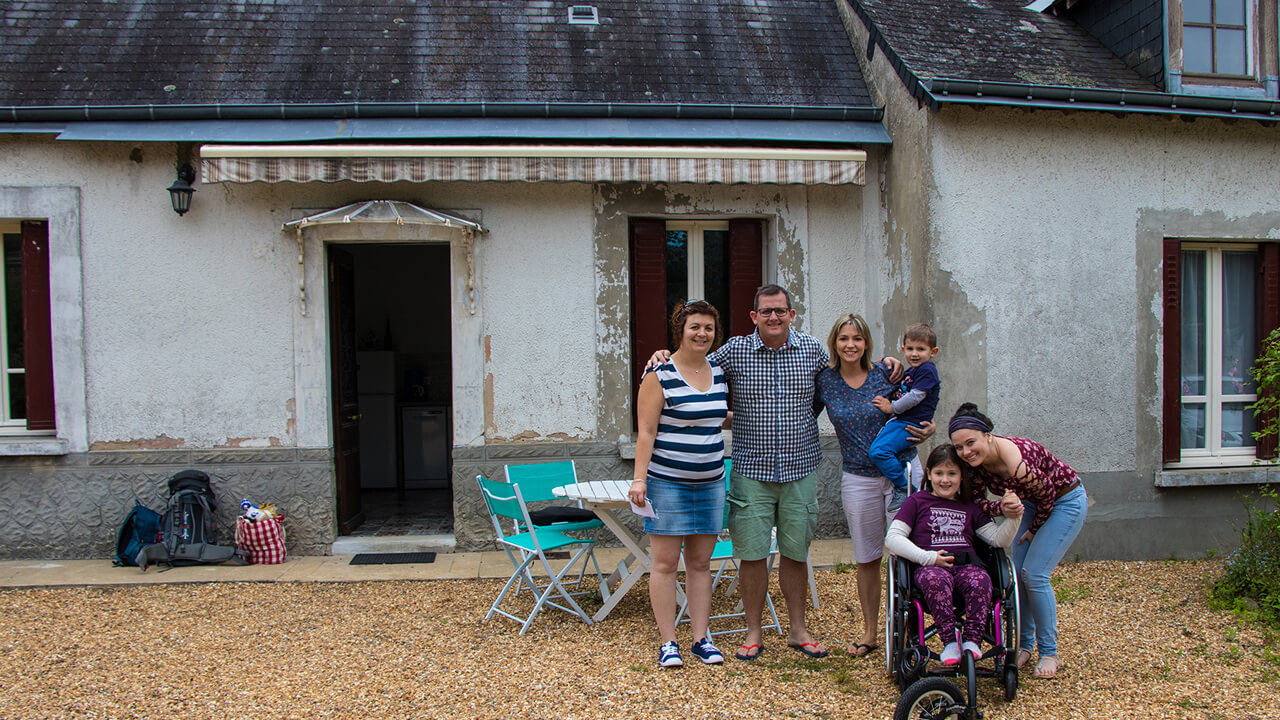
[349, 552, 437, 565]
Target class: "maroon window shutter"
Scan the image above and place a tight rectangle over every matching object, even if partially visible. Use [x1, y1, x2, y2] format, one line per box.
[21, 220, 55, 431]
[1256, 244, 1280, 459]
[1162, 238, 1181, 465]
[727, 219, 763, 338]
[630, 219, 667, 413]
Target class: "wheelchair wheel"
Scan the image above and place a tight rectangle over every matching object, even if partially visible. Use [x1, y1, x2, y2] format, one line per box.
[894, 677, 966, 720]
[1003, 665, 1018, 702]
[1004, 553, 1021, 666]
[886, 561, 900, 678]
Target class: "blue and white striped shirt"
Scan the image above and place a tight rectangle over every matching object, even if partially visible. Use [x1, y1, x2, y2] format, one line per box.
[708, 329, 829, 483]
[645, 360, 729, 483]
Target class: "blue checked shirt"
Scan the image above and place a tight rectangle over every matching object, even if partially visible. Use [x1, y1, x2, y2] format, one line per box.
[708, 329, 829, 483]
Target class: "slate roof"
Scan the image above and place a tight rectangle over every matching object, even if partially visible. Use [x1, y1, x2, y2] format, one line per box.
[0, 0, 873, 110]
[851, 0, 1158, 91]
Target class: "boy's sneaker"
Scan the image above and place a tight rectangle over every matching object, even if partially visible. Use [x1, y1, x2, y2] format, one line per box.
[940, 642, 962, 666]
[659, 641, 684, 668]
[962, 641, 982, 660]
[691, 637, 725, 664]
[888, 485, 909, 513]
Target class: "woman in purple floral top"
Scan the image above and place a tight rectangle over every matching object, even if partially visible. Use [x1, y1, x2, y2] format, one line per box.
[948, 402, 1088, 679]
[814, 313, 932, 657]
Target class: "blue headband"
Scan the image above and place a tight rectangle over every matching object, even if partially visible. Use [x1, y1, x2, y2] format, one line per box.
[948, 415, 992, 435]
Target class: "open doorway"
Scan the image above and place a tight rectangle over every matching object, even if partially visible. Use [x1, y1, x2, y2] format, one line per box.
[329, 242, 454, 537]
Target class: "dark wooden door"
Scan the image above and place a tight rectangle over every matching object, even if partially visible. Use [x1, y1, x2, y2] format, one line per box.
[328, 246, 364, 535]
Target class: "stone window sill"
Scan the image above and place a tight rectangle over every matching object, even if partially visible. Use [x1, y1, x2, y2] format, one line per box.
[0, 436, 69, 456]
[1156, 466, 1279, 487]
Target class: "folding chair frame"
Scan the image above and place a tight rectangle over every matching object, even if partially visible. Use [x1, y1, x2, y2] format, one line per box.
[476, 475, 597, 634]
[676, 536, 784, 638]
[502, 460, 605, 595]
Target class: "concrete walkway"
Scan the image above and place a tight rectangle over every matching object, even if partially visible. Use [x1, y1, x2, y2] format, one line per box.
[0, 537, 853, 588]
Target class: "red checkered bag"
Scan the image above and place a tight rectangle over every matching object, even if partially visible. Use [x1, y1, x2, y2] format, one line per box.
[234, 516, 287, 564]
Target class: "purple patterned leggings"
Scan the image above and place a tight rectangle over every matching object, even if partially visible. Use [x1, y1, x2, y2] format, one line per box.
[913, 563, 993, 645]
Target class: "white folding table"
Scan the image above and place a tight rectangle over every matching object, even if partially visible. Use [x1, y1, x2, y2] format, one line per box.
[553, 479, 683, 622]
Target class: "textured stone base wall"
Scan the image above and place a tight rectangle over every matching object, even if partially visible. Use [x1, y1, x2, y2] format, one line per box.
[7, 440, 1258, 562]
[0, 448, 335, 560]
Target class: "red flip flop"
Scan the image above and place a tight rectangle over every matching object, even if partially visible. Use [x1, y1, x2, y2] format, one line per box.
[734, 643, 764, 661]
[787, 641, 829, 658]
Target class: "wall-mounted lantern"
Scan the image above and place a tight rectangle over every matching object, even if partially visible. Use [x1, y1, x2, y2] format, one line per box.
[167, 163, 196, 216]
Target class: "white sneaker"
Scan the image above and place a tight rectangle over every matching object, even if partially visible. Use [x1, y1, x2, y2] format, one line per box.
[940, 642, 962, 666]
[962, 641, 982, 660]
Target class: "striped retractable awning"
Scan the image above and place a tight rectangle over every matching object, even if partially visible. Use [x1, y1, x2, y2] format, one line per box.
[200, 145, 867, 185]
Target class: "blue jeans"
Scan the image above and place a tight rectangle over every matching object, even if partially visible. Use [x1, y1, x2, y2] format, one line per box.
[1013, 485, 1087, 657]
[868, 418, 918, 490]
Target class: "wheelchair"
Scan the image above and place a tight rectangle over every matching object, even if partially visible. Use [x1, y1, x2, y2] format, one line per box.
[885, 541, 1021, 720]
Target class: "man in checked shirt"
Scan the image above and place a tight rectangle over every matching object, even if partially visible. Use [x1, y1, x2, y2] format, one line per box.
[649, 284, 917, 660]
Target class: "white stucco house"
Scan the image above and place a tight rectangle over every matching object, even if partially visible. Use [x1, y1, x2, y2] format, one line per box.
[0, 0, 1275, 559]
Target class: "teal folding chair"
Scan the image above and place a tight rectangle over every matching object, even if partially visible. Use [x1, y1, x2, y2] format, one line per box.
[677, 459, 783, 637]
[476, 474, 597, 634]
[504, 460, 604, 534]
[503, 460, 605, 593]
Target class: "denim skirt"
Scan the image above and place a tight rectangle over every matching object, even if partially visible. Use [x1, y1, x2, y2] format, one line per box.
[643, 476, 726, 536]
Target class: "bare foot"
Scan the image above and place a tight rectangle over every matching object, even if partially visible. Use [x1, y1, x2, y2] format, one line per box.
[1034, 654, 1059, 678]
[1016, 649, 1032, 668]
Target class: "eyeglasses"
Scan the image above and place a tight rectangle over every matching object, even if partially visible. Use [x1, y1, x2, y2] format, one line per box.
[753, 307, 792, 317]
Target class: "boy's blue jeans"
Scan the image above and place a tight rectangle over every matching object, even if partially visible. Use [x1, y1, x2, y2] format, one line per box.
[868, 418, 919, 490]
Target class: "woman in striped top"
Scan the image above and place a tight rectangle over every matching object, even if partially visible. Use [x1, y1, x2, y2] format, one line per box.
[629, 299, 731, 668]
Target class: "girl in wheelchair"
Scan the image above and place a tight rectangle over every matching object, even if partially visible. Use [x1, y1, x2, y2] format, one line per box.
[885, 445, 1022, 666]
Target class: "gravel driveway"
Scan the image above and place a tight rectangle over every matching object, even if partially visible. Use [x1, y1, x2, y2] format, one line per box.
[1, 559, 1275, 719]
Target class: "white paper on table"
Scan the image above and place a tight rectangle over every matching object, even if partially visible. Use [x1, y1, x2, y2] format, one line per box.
[630, 498, 658, 518]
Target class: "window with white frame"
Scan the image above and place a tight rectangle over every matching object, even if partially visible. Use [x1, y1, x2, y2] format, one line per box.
[0, 221, 54, 435]
[628, 217, 764, 415]
[0, 230, 29, 429]
[661, 221, 731, 321]
[1182, 0, 1253, 76]
[1178, 244, 1258, 463]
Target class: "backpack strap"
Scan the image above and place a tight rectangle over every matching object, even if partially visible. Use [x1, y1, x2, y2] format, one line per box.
[135, 542, 170, 572]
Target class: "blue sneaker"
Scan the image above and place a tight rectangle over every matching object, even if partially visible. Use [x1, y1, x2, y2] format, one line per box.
[691, 637, 725, 664]
[888, 485, 908, 513]
[659, 641, 684, 668]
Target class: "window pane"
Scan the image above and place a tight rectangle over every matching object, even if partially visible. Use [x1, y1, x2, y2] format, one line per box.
[1221, 401, 1256, 448]
[7, 374, 22, 421]
[1182, 403, 1207, 449]
[1216, 0, 1246, 26]
[664, 230, 688, 324]
[1181, 250, 1206, 396]
[702, 230, 730, 330]
[1184, 27, 1214, 73]
[1221, 250, 1256, 395]
[1215, 28, 1246, 74]
[1183, 0, 1213, 23]
[3, 235, 21, 371]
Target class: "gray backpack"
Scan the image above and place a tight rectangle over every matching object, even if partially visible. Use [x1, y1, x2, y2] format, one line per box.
[136, 470, 244, 570]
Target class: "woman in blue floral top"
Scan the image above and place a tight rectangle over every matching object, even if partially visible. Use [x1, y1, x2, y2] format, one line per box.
[814, 313, 933, 657]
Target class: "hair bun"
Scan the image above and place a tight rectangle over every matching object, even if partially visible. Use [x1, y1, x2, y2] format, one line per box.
[950, 402, 994, 432]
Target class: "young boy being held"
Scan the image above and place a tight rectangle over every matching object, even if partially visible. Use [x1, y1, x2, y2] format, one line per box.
[871, 323, 940, 512]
